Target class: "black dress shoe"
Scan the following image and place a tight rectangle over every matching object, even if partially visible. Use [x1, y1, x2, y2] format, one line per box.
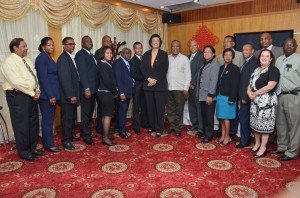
[71, 137, 80, 142]
[83, 138, 95, 145]
[119, 132, 128, 139]
[250, 147, 260, 153]
[201, 136, 213, 144]
[45, 147, 61, 152]
[134, 130, 141, 134]
[195, 132, 205, 138]
[278, 155, 295, 161]
[235, 142, 251, 148]
[175, 131, 181, 136]
[187, 127, 197, 131]
[269, 149, 285, 154]
[253, 148, 267, 158]
[32, 149, 45, 156]
[147, 129, 154, 134]
[62, 142, 75, 150]
[164, 129, 174, 134]
[21, 153, 39, 162]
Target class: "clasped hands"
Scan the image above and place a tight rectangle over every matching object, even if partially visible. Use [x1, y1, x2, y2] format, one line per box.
[147, 78, 157, 87]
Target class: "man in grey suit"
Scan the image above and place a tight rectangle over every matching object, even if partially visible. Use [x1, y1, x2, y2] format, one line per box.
[254, 32, 284, 60]
[187, 40, 204, 138]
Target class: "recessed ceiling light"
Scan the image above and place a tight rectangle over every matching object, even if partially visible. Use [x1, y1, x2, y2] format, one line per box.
[193, 0, 199, 2]
[160, 5, 165, 8]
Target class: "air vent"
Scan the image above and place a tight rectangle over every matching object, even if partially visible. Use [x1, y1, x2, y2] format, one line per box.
[166, 2, 205, 11]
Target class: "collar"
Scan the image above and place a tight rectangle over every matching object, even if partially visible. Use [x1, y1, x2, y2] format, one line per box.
[65, 51, 75, 59]
[284, 52, 297, 61]
[170, 53, 182, 58]
[120, 56, 129, 65]
[191, 51, 197, 56]
[135, 54, 142, 59]
[265, 44, 273, 50]
[82, 48, 91, 54]
[101, 59, 112, 68]
[245, 55, 254, 62]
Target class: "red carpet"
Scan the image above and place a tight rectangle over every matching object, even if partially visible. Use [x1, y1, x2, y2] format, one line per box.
[0, 122, 299, 198]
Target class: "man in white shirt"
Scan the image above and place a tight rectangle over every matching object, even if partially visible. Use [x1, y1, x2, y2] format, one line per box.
[165, 40, 191, 136]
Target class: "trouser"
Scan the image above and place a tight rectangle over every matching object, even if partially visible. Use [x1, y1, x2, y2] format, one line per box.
[115, 97, 131, 132]
[166, 90, 185, 131]
[6, 91, 39, 157]
[132, 83, 149, 130]
[61, 102, 77, 143]
[80, 94, 96, 138]
[238, 102, 251, 144]
[200, 101, 216, 138]
[188, 88, 202, 130]
[39, 99, 56, 148]
[144, 91, 167, 133]
[276, 94, 300, 158]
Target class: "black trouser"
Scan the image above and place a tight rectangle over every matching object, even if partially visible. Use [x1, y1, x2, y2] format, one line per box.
[200, 101, 216, 138]
[61, 102, 77, 143]
[80, 94, 96, 138]
[144, 91, 167, 133]
[6, 91, 39, 157]
[188, 88, 202, 130]
[132, 83, 148, 130]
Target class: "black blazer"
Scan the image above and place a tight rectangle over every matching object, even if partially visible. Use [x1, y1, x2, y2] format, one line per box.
[97, 60, 118, 96]
[188, 51, 204, 86]
[57, 51, 80, 103]
[217, 63, 240, 102]
[140, 49, 169, 91]
[130, 55, 143, 82]
[75, 49, 99, 94]
[239, 56, 259, 101]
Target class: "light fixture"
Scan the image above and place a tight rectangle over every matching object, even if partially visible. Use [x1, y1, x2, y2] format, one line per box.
[160, 5, 165, 8]
[193, 0, 199, 2]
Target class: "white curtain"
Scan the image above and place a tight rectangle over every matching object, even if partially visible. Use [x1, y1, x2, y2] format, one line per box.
[0, 10, 48, 142]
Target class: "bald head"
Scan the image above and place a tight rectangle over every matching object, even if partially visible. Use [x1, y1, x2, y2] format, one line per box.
[260, 32, 272, 48]
[189, 40, 199, 54]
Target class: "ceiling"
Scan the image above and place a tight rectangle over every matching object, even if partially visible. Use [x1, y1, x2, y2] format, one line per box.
[121, 0, 243, 12]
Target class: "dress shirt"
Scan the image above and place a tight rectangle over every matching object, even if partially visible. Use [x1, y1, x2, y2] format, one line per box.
[275, 53, 300, 92]
[167, 53, 191, 91]
[190, 52, 196, 62]
[1, 53, 39, 97]
[266, 44, 273, 50]
[121, 56, 130, 72]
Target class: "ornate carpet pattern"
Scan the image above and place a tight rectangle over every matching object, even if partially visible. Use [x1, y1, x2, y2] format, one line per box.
[0, 123, 299, 198]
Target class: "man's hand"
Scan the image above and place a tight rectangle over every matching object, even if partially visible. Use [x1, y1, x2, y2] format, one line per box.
[70, 97, 77, 104]
[206, 96, 212, 105]
[49, 97, 56, 105]
[120, 95, 126, 102]
[241, 99, 247, 104]
[33, 91, 40, 101]
[183, 91, 189, 100]
[85, 89, 91, 99]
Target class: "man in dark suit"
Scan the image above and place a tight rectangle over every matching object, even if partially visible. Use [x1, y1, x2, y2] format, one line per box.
[236, 43, 259, 148]
[75, 36, 98, 145]
[254, 32, 284, 60]
[57, 37, 80, 150]
[130, 42, 149, 134]
[113, 48, 134, 139]
[187, 40, 204, 137]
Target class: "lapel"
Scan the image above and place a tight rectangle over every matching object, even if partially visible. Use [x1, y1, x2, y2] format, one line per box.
[120, 57, 130, 74]
[151, 49, 160, 68]
[64, 51, 79, 79]
[191, 51, 200, 64]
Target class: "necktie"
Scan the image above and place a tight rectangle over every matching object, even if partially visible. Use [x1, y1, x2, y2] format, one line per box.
[240, 60, 247, 72]
[140, 56, 142, 61]
[23, 59, 38, 90]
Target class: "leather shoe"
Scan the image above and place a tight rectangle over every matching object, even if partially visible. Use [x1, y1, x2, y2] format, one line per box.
[195, 132, 204, 138]
[62, 142, 75, 150]
[235, 142, 251, 148]
[71, 137, 80, 142]
[134, 130, 141, 134]
[269, 149, 284, 155]
[45, 147, 61, 152]
[102, 138, 116, 146]
[187, 127, 197, 131]
[201, 136, 213, 144]
[21, 153, 39, 162]
[83, 138, 95, 145]
[164, 129, 175, 134]
[175, 131, 181, 136]
[278, 155, 294, 161]
[32, 149, 45, 156]
[156, 132, 162, 137]
[119, 132, 128, 139]
[221, 139, 232, 147]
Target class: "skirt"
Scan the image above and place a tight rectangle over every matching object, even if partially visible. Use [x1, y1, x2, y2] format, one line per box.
[216, 94, 237, 119]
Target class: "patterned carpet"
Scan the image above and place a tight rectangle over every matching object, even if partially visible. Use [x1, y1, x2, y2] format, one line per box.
[0, 122, 299, 198]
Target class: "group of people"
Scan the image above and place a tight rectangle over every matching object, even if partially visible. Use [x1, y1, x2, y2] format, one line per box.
[1, 32, 299, 163]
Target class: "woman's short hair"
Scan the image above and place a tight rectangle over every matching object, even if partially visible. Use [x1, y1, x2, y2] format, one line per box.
[98, 46, 112, 60]
[149, 34, 162, 48]
[38, 37, 53, 52]
[222, 48, 235, 59]
[258, 49, 275, 65]
[203, 45, 216, 59]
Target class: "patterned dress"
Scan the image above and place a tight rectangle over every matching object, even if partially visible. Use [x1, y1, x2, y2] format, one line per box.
[249, 66, 278, 133]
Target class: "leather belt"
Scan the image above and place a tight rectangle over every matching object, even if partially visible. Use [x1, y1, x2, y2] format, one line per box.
[6, 89, 19, 94]
[281, 90, 300, 95]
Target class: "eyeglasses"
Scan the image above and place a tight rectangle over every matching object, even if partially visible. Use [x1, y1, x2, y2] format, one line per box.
[64, 43, 76, 46]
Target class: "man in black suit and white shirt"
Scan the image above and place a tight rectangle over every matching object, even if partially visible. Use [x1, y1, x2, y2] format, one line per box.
[187, 40, 204, 138]
[75, 36, 98, 145]
[236, 43, 259, 148]
[57, 37, 80, 150]
[130, 42, 149, 134]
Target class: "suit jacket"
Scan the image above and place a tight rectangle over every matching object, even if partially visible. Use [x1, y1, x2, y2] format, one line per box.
[113, 57, 134, 97]
[57, 51, 80, 103]
[196, 59, 220, 101]
[130, 55, 143, 90]
[140, 49, 169, 91]
[188, 50, 204, 86]
[254, 45, 284, 60]
[75, 49, 98, 94]
[216, 63, 240, 102]
[239, 56, 259, 102]
[35, 51, 60, 100]
[217, 50, 244, 67]
[97, 60, 118, 96]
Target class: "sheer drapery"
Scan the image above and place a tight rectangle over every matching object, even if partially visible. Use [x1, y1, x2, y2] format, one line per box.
[0, 10, 48, 141]
[0, 0, 162, 34]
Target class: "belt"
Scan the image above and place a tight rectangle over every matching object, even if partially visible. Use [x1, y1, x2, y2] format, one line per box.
[6, 89, 19, 94]
[281, 90, 300, 95]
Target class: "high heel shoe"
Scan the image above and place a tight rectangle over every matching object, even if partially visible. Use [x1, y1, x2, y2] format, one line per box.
[102, 138, 116, 146]
[253, 148, 267, 158]
[221, 139, 232, 146]
[216, 139, 224, 144]
[250, 146, 260, 153]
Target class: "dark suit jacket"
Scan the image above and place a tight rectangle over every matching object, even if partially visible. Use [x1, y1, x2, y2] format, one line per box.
[97, 60, 118, 96]
[113, 57, 134, 97]
[216, 63, 240, 102]
[57, 51, 80, 103]
[188, 51, 204, 86]
[239, 56, 259, 102]
[254, 45, 284, 60]
[75, 49, 98, 94]
[140, 49, 169, 91]
[35, 51, 60, 100]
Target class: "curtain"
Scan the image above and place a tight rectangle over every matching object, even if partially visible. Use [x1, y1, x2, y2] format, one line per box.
[0, 10, 48, 141]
